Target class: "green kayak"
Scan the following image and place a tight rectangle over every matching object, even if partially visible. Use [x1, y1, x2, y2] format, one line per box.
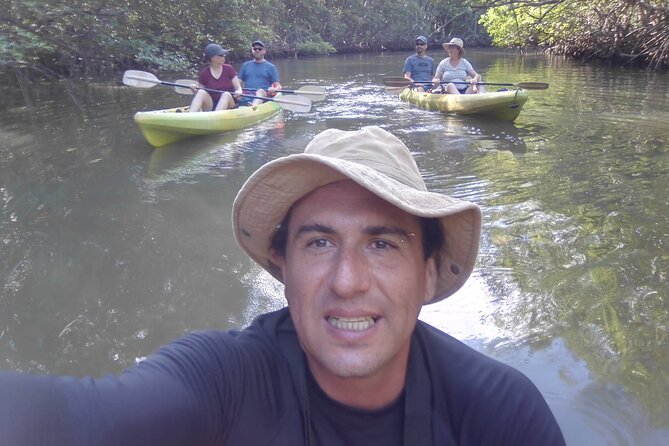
[398, 88, 529, 122]
[133, 97, 282, 147]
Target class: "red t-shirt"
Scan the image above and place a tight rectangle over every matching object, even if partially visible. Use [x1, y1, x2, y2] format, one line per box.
[197, 65, 238, 101]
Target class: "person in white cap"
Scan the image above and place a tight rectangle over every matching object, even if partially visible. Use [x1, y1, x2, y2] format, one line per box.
[0, 127, 565, 445]
[433, 37, 486, 94]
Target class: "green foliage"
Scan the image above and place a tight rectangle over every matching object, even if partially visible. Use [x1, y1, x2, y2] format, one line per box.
[478, 0, 669, 67]
[134, 43, 191, 72]
[295, 39, 336, 56]
[1, 0, 666, 78]
[479, 1, 582, 47]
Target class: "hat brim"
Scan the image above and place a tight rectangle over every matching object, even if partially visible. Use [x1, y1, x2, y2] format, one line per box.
[442, 43, 464, 54]
[206, 50, 230, 60]
[233, 154, 481, 304]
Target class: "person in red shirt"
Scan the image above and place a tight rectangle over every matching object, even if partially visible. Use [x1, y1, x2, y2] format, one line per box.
[189, 43, 243, 112]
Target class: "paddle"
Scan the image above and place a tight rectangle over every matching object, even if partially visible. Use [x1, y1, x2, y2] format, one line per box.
[123, 70, 312, 112]
[244, 86, 326, 102]
[382, 76, 549, 90]
[173, 80, 326, 102]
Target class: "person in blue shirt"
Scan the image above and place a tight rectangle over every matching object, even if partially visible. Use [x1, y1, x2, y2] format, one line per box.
[238, 40, 283, 106]
[402, 35, 435, 92]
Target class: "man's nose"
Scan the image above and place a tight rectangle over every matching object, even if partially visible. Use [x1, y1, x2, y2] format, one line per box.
[330, 246, 371, 297]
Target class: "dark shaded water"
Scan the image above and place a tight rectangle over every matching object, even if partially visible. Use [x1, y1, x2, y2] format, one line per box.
[1, 50, 668, 445]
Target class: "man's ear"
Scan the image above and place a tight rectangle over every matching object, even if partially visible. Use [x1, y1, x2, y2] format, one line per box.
[268, 248, 286, 277]
[423, 257, 438, 304]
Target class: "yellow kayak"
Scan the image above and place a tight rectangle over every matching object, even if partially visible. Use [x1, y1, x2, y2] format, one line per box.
[399, 88, 529, 122]
[133, 97, 282, 147]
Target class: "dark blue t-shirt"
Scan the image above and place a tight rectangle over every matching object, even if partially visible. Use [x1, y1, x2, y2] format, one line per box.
[0, 308, 565, 445]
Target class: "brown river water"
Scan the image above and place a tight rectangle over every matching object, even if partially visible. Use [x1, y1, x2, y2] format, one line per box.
[1, 50, 668, 444]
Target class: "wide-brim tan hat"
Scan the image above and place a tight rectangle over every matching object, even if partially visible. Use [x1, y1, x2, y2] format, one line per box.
[232, 126, 482, 304]
[442, 37, 465, 55]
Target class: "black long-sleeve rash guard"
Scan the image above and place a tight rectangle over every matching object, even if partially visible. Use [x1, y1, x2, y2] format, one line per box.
[0, 308, 566, 446]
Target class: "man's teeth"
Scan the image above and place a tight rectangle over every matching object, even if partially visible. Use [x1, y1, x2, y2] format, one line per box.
[328, 316, 376, 331]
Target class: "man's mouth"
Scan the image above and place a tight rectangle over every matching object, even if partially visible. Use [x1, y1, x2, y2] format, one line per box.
[327, 316, 378, 331]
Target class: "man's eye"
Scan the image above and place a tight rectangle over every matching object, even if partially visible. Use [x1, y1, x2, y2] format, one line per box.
[373, 240, 395, 250]
[308, 238, 330, 248]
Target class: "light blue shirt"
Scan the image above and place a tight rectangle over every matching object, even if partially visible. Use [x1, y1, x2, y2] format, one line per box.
[402, 54, 435, 83]
[238, 60, 280, 90]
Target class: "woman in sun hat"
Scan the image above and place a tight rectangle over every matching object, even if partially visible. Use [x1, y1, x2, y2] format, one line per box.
[432, 37, 486, 94]
[188, 43, 243, 112]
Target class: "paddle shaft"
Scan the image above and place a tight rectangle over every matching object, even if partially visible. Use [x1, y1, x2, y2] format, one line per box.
[421, 80, 546, 89]
[172, 81, 325, 102]
[123, 72, 311, 111]
[243, 86, 326, 99]
[155, 79, 267, 102]
[244, 88, 300, 94]
[382, 76, 549, 90]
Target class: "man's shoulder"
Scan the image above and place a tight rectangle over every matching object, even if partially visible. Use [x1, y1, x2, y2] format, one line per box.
[416, 321, 538, 392]
[417, 321, 565, 445]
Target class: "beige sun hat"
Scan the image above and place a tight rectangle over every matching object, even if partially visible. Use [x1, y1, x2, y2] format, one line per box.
[232, 126, 482, 304]
[442, 37, 465, 55]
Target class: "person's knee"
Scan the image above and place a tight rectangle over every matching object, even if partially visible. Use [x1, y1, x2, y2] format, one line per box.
[216, 92, 234, 110]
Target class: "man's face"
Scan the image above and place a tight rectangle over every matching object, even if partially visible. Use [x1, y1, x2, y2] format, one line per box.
[251, 45, 265, 60]
[415, 41, 426, 55]
[271, 180, 437, 397]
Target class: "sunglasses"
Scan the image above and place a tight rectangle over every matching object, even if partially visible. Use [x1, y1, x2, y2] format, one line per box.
[252, 47, 264, 51]
[415, 42, 426, 46]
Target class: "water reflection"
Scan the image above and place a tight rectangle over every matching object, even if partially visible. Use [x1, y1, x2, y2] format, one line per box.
[144, 116, 286, 185]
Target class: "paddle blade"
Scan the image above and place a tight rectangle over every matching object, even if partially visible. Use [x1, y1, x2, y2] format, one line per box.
[515, 82, 549, 90]
[294, 86, 327, 101]
[385, 86, 408, 94]
[173, 79, 198, 94]
[123, 70, 160, 88]
[382, 76, 413, 87]
[272, 94, 312, 113]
